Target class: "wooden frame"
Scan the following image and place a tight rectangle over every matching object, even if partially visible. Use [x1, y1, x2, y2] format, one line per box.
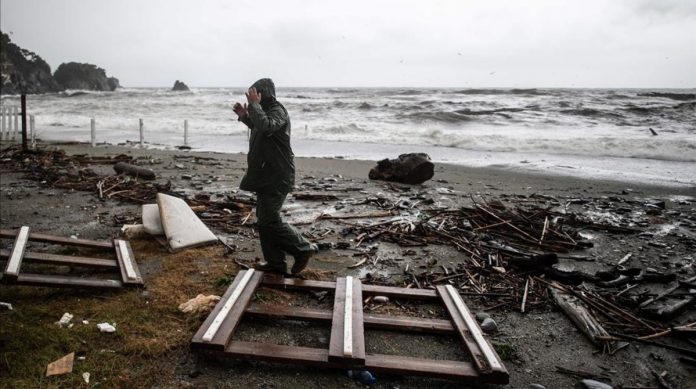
[191, 272, 509, 384]
[0, 227, 143, 289]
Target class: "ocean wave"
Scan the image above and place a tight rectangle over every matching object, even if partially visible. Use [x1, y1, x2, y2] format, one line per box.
[398, 111, 473, 123]
[453, 88, 542, 96]
[319, 123, 368, 134]
[559, 108, 625, 120]
[637, 92, 696, 101]
[455, 107, 527, 115]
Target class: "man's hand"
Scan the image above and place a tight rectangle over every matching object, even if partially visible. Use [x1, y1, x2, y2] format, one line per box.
[246, 87, 262, 104]
[233, 102, 248, 119]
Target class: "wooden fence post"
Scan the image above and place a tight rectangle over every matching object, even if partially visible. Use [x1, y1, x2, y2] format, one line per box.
[139, 118, 144, 147]
[91, 118, 96, 147]
[184, 120, 188, 146]
[30, 115, 36, 149]
[21, 95, 27, 151]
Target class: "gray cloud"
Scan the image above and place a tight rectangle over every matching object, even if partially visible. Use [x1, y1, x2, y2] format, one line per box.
[1, 0, 694, 87]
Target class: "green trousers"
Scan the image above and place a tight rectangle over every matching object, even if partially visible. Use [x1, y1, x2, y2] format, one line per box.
[256, 192, 312, 272]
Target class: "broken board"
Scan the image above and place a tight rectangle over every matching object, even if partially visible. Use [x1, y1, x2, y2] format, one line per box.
[191, 272, 508, 384]
[0, 227, 143, 289]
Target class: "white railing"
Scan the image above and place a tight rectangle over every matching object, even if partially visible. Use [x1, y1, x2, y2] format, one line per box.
[0, 104, 35, 147]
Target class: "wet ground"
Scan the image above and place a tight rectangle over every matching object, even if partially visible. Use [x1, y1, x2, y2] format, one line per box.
[1, 143, 695, 388]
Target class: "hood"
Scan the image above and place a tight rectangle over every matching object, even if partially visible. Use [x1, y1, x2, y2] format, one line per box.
[251, 78, 276, 108]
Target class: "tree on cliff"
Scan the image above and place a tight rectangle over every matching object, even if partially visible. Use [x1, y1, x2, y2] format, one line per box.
[0, 31, 62, 95]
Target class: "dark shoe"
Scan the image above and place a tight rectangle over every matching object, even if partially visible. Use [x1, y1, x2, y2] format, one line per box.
[253, 262, 287, 275]
[291, 244, 318, 275]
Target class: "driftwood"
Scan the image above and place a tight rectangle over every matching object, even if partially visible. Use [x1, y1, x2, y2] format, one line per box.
[550, 288, 625, 354]
[368, 153, 434, 185]
[113, 162, 156, 180]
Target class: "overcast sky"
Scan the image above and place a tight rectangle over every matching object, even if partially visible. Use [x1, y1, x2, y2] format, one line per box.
[2, 0, 695, 88]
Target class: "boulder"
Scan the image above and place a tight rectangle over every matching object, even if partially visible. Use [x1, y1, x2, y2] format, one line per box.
[54, 62, 119, 91]
[172, 80, 190, 91]
[0, 31, 62, 95]
[368, 153, 434, 185]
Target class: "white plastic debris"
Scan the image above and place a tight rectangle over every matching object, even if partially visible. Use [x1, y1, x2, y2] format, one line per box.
[82, 372, 90, 384]
[0, 302, 12, 311]
[97, 323, 116, 333]
[178, 294, 221, 314]
[82, 320, 89, 325]
[56, 312, 74, 327]
[121, 224, 149, 239]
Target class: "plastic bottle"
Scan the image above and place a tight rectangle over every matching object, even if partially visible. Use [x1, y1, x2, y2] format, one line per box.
[347, 370, 377, 385]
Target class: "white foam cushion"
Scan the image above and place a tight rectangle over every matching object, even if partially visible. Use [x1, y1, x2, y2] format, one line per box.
[142, 204, 164, 236]
[156, 193, 217, 251]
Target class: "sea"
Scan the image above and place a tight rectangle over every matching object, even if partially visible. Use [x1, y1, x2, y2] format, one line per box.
[1, 87, 695, 187]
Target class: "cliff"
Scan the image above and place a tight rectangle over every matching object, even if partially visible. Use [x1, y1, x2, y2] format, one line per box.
[53, 62, 120, 91]
[0, 31, 62, 95]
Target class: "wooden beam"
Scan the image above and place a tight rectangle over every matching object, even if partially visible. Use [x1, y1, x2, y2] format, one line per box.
[222, 341, 504, 383]
[192, 270, 264, 350]
[113, 239, 143, 285]
[344, 276, 354, 357]
[0, 250, 118, 268]
[0, 229, 113, 249]
[4, 226, 29, 280]
[245, 303, 456, 334]
[262, 276, 438, 300]
[11, 273, 123, 289]
[437, 285, 507, 380]
[328, 277, 365, 364]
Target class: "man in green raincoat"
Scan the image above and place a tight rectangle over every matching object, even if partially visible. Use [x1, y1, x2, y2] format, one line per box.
[233, 78, 317, 275]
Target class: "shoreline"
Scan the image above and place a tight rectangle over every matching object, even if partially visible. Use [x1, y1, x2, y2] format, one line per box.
[44, 140, 696, 197]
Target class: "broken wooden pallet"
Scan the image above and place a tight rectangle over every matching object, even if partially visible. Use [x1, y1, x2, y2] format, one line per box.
[191, 270, 508, 383]
[0, 227, 143, 289]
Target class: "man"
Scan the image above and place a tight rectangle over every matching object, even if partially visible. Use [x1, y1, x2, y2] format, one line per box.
[233, 78, 317, 275]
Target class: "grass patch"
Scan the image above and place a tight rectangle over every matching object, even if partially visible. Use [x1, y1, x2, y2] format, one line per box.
[0, 239, 240, 388]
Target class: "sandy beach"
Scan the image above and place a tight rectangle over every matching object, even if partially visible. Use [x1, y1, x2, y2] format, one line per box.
[1, 141, 695, 388]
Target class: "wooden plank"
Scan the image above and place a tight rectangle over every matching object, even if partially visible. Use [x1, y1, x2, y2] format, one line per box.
[366, 354, 499, 383]
[351, 277, 365, 362]
[245, 303, 455, 334]
[226, 341, 336, 367]
[344, 276, 354, 357]
[328, 277, 347, 362]
[191, 270, 263, 350]
[11, 273, 123, 289]
[0, 250, 118, 268]
[221, 342, 504, 383]
[437, 285, 506, 379]
[0, 229, 113, 249]
[113, 239, 142, 285]
[4, 226, 29, 280]
[328, 277, 365, 364]
[262, 276, 438, 300]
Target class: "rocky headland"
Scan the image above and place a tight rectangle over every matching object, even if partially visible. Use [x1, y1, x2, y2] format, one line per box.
[0, 31, 120, 95]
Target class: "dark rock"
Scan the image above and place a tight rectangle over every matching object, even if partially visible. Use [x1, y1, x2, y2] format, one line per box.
[54, 62, 120, 91]
[172, 80, 190, 91]
[369, 153, 434, 185]
[0, 31, 62, 94]
[480, 318, 498, 333]
[475, 312, 490, 323]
